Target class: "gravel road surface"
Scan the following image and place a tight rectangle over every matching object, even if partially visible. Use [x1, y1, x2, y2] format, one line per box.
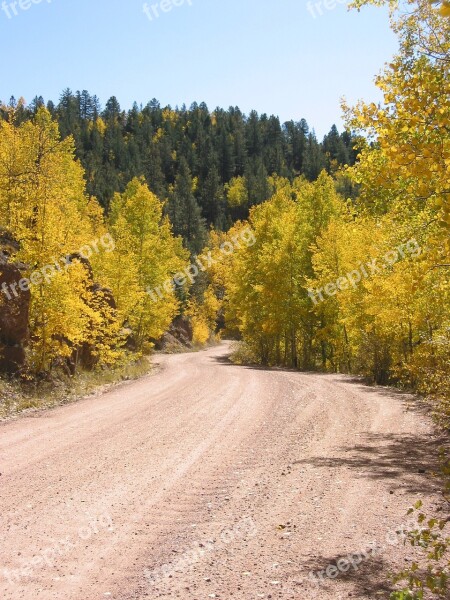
[0, 342, 442, 599]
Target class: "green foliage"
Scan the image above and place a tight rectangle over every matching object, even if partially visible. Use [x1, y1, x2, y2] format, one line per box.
[0, 111, 189, 374]
[167, 158, 207, 254]
[0, 92, 357, 240]
[215, 0, 450, 429]
[390, 473, 449, 599]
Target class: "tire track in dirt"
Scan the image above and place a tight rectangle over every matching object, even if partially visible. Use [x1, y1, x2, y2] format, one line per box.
[0, 343, 442, 599]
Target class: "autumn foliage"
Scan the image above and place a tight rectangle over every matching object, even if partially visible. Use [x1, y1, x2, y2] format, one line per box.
[0, 109, 189, 374]
[214, 1, 449, 424]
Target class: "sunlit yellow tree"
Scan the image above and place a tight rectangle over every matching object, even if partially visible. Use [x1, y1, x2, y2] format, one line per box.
[102, 178, 189, 348]
[344, 0, 449, 401]
[221, 173, 340, 367]
[0, 107, 118, 372]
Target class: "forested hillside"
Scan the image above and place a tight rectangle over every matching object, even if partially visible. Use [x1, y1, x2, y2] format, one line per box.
[0, 91, 359, 378]
[0, 95, 356, 250]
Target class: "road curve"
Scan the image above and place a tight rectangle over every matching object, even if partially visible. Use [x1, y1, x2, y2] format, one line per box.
[0, 342, 442, 599]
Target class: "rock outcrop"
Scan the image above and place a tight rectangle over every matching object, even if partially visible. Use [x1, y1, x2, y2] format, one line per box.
[155, 315, 193, 352]
[0, 231, 30, 374]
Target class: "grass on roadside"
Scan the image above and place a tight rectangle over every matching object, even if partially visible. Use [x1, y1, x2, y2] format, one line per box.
[0, 356, 153, 420]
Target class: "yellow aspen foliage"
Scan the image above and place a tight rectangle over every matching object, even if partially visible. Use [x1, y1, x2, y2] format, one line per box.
[0, 108, 120, 372]
[101, 178, 189, 347]
[187, 288, 220, 346]
[225, 177, 249, 208]
[340, 0, 449, 404]
[346, 2, 449, 236]
[94, 117, 106, 136]
[221, 173, 340, 367]
[342, 6, 450, 598]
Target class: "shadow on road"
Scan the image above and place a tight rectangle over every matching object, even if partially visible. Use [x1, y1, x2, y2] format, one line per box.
[298, 552, 396, 598]
[292, 430, 445, 495]
[211, 352, 318, 374]
[213, 352, 446, 495]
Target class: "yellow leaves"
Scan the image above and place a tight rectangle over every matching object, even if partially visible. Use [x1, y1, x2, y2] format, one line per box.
[0, 109, 122, 372]
[346, 44, 449, 221]
[438, 1, 450, 17]
[94, 117, 106, 136]
[191, 317, 210, 346]
[326, 0, 450, 394]
[0, 113, 191, 372]
[417, 182, 431, 197]
[105, 178, 189, 346]
[225, 177, 249, 208]
[153, 127, 164, 142]
[220, 175, 341, 366]
[162, 108, 178, 125]
[187, 288, 220, 347]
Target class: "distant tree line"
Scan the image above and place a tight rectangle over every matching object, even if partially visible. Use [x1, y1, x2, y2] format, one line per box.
[0, 92, 357, 253]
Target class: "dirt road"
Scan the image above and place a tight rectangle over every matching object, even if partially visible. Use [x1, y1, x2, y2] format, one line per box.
[0, 343, 443, 599]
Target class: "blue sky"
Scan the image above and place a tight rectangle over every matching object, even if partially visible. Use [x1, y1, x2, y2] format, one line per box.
[0, 0, 397, 137]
